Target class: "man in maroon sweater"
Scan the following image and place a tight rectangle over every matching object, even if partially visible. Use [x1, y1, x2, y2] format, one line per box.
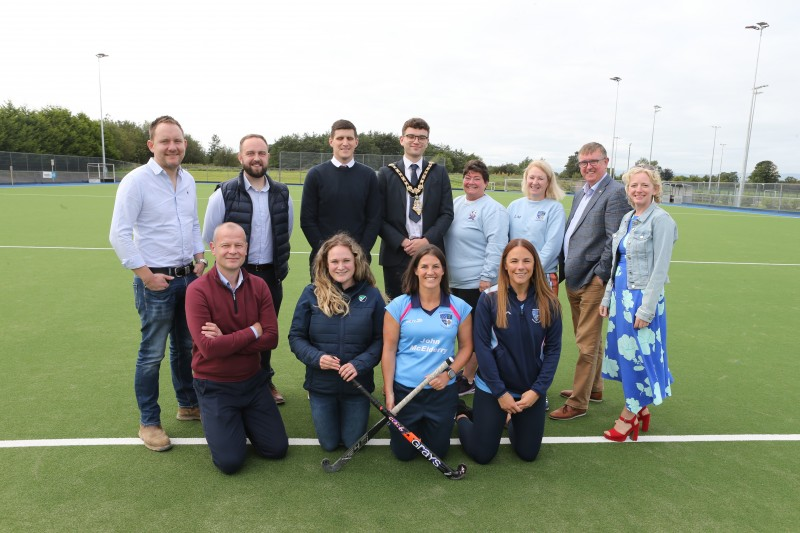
[186, 222, 288, 474]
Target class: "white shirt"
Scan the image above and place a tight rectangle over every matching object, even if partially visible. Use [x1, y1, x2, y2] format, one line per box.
[331, 157, 354, 169]
[403, 156, 424, 239]
[109, 158, 204, 269]
[202, 176, 294, 264]
[563, 177, 603, 260]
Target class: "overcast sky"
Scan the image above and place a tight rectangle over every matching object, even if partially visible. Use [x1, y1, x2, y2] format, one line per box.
[3, 0, 798, 177]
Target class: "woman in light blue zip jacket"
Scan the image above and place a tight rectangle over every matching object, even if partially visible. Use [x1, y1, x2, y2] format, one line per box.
[599, 166, 677, 442]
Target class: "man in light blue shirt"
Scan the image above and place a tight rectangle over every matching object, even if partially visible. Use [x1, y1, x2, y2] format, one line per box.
[110, 116, 207, 452]
[551, 142, 628, 421]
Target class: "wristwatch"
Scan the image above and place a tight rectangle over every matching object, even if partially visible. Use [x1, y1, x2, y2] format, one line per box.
[197, 258, 208, 266]
[446, 368, 457, 379]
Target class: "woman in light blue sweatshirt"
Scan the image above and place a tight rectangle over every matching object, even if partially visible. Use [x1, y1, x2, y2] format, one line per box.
[444, 160, 509, 393]
[507, 160, 566, 294]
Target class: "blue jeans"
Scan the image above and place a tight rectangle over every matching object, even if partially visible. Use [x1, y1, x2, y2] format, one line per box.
[308, 392, 370, 451]
[133, 275, 198, 426]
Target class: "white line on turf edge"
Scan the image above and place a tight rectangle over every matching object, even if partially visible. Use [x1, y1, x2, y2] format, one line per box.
[2, 435, 799, 448]
[1, 246, 799, 267]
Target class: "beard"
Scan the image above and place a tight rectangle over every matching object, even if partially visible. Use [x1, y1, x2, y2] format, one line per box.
[243, 161, 266, 179]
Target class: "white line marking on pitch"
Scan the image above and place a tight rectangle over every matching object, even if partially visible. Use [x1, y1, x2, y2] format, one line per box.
[1, 246, 798, 266]
[2, 435, 798, 449]
[671, 260, 800, 266]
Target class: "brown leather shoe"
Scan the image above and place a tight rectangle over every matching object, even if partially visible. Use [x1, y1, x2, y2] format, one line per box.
[176, 407, 201, 421]
[559, 389, 603, 403]
[138, 424, 173, 451]
[270, 383, 285, 405]
[549, 404, 588, 420]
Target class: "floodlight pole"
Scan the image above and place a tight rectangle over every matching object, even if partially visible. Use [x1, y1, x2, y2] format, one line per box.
[649, 105, 661, 162]
[736, 22, 769, 207]
[609, 77, 621, 178]
[96, 53, 109, 182]
[708, 126, 720, 191]
[627, 142, 632, 171]
[717, 143, 726, 192]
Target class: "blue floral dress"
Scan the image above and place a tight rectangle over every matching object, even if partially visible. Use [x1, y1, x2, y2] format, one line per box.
[602, 217, 673, 412]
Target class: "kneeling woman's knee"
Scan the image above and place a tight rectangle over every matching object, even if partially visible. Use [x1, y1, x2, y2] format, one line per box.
[515, 448, 540, 462]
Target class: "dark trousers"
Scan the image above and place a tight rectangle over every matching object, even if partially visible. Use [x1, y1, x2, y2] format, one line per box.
[194, 370, 288, 475]
[457, 388, 546, 464]
[383, 261, 410, 300]
[389, 382, 458, 461]
[244, 264, 282, 382]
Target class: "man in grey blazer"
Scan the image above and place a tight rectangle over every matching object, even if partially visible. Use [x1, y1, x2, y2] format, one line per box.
[550, 142, 628, 420]
[377, 117, 454, 298]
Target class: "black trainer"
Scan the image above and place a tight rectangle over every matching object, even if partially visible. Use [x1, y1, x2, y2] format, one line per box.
[457, 376, 475, 396]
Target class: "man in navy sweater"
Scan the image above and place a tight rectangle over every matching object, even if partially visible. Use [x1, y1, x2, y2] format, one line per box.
[185, 222, 288, 474]
[300, 119, 381, 272]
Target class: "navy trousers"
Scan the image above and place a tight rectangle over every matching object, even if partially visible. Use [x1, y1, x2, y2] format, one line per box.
[389, 382, 458, 461]
[194, 370, 288, 474]
[457, 388, 546, 464]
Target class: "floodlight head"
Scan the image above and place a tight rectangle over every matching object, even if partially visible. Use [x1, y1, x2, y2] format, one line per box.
[610, 76, 621, 82]
[745, 25, 758, 30]
[757, 22, 769, 28]
[654, 105, 662, 112]
[96, 53, 109, 59]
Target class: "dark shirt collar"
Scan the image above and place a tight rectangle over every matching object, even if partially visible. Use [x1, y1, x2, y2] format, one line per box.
[410, 291, 450, 310]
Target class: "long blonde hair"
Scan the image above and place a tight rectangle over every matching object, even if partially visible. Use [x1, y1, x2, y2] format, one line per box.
[312, 233, 379, 317]
[522, 160, 566, 201]
[494, 239, 561, 329]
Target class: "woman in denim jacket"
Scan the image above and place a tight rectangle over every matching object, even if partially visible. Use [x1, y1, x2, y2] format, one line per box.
[598, 166, 678, 442]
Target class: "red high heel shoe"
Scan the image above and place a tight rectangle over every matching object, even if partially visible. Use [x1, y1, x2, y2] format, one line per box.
[603, 414, 640, 442]
[637, 407, 651, 432]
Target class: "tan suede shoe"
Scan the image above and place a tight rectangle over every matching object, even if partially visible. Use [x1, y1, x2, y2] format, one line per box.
[138, 424, 173, 452]
[176, 407, 201, 421]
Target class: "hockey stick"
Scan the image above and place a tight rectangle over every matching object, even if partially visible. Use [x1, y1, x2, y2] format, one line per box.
[322, 357, 454, 473]
[350, 378, 467, 480]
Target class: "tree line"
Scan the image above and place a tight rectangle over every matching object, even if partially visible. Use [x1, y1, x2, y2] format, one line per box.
[1, 102, 792, 182]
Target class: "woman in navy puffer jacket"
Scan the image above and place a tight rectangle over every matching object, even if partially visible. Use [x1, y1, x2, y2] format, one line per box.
[289, 233, 386, 451]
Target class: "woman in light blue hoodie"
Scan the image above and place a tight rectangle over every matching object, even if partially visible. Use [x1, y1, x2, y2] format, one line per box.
[599, 166, 678, 442]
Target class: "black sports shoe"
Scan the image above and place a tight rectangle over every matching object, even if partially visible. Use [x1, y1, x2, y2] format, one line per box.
[457, 376, 475, 396]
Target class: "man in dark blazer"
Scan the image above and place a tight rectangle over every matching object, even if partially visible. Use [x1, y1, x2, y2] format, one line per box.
[550, 142, 628, 421]
[377, 117, 454, 298]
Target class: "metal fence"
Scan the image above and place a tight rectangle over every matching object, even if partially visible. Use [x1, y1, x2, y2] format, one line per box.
[661, 182, 800, 212]
[0, 151, 138, 185]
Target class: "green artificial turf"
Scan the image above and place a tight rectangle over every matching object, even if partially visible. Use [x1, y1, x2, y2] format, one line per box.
[1, 184, 798, 531]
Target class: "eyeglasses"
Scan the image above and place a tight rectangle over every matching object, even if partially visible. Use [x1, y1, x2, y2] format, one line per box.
[578, 158, 606, 168]
[404, 134, 429, 142]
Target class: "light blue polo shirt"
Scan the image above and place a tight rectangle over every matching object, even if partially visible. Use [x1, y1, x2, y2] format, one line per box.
[386, 292, 472, 388]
